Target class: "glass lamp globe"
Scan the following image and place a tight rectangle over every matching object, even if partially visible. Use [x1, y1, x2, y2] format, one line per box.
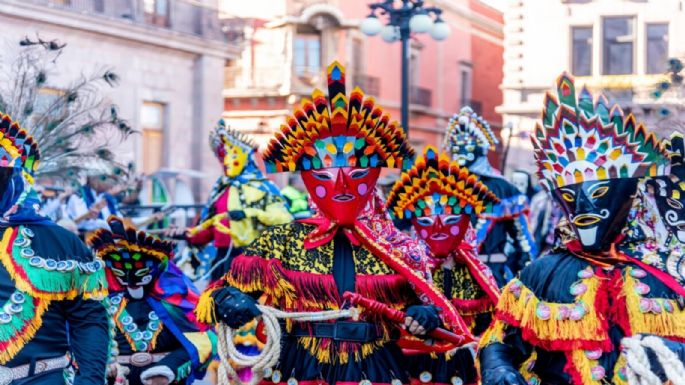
[360, 16, 382, 36]
[430, 20, 451, 41]
[409, 13, 433, 33]
[380, 25, 398, 42]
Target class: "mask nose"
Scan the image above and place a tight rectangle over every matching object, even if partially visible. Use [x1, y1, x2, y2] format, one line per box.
[335, 169, 350, 195]
[574, 189, 594, 213]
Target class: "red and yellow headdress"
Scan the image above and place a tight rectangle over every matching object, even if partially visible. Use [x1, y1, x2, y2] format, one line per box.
[532, 73, 669, 192]
[386, 146, 499, 220]
[263, 61, 414, 172]
[87, 217, 173, 263]
[0, 113, 40, 176]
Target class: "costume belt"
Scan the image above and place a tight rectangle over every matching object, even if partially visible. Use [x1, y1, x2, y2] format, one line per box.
[477, 253, 506, 263]
[286, 321, 384, 343]
[116, 352, 170, 368]
[0, 354, 70, 385]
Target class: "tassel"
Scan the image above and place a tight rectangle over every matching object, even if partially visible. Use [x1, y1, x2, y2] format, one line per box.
[195, 287, 218, 324]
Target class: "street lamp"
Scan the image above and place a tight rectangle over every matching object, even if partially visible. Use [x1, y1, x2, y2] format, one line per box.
[360, 0, 450, 135]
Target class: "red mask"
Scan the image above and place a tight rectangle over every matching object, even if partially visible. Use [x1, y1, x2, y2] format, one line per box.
[301, 167, 380, 226]
[412, 214, 471, 258]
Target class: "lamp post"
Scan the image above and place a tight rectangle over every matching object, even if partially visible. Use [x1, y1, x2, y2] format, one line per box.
[360, 0, 450, 135]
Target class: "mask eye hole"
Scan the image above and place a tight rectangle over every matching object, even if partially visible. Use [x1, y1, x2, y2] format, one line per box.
[442, 215, 462, 225]
[591, 186, 609, 199]
[667, 197, 684, 210]
[416, 217, 434, 227]
[312, 171, 334, 181]
[111, 268, 125, 277]
[349, 169, 370, 179]
[561, 192, 575, 202]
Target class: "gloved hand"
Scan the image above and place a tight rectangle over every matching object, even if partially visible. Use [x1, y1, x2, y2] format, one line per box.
[479, 343, 528, 385]
[404, 305, 441, 336]
[229, 210, 247, 221]
[212, 287, 261, 328]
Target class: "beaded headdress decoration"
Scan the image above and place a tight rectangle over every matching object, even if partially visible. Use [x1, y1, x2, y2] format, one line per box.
[386, 146, 499, 220]
[210, 119, 258, 159]
[532, 73, 669, 192]
[88, 217, 173, 263]
[263, 61, 414, 173]
[0, 113, 40, 175]
[442, 106, 498, 155]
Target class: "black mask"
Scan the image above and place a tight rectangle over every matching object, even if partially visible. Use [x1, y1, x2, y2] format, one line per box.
[449, 135, 484, 169]
[647, 176, 685, 243]
[553, 179, 638, 251]
[105, 251, 160, 299]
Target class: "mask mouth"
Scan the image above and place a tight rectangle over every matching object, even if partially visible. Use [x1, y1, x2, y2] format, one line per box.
[571, 209, 610, 228]
[333, 193, 355, 202]
[429, 233, 449, 241]
[127, 285, 144, 299]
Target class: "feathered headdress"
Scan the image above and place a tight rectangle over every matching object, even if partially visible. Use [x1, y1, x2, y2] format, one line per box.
[87, 217, 173, 262]
[386, 146, 499, 220]
[532, 73, 669, 192]
[262, 61, 414, 173]
[0, 113, 40, 175]
[442, 106, 498, 154]
[210, 119, 258, 158]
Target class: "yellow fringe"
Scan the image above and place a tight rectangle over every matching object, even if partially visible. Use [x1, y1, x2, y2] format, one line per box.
[298, 336, 387, 365]
[195, 287, 218, 324]
[0, 299, 50, 365]
[478, 319, 507, 349]
[568, 350, 602, 385]
[623, 268, 685, 338]
[519, 350, 540, 383]
[495, 277, 607, 344]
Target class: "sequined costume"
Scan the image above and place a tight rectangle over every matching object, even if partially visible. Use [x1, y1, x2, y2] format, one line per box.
[196, 62, 473, 385]
[443, 108, 537, 286]
[386, 146, 500, 385]
[186, 121, 292, 281]
[88, 217, 216, 385]
[477, 74, 684, 385]
[0, 113, 109, 384]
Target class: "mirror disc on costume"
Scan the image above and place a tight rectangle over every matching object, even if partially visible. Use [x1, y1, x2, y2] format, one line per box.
[271, 370, 282, 383]
[287, 378, 298, 385]
[451, 376, 463, 385]
[359, 380, 372, 385]
[0, 313, 11, 324]
[263, 368, 273, 378]
[391, 379, 402, 385]
[419, 371, 432, 383]
[10, 293, 25, 304]
[21, 228, 34, 238]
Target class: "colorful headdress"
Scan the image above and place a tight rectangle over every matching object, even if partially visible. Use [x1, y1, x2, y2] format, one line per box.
[263, 61, 414, 172]
[210, 119, 258, 158]
[386, 146, 499, 220]
[532, 73, 669, 192]
[442, 106, 499, 154]
[87, 217, 173, 262]
[0, 113, 40, 174]
[664, 132, 685, 180]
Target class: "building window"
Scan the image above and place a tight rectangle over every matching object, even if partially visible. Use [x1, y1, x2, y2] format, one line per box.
[646, 23, 669, 74]
[294, 34, 321, 76]
[140, 102, 165, 174]
[459, 64, 473, 109]
[144, 0, 169, 27]
[571, 26, 593, 76]
[602, 16, 635, 75]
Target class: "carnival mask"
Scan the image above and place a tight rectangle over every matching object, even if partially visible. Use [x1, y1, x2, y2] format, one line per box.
[412, 214, 471, 258]
[512, 171, 530, 196]
[647, 177, 685, 243]
[105, 251, 160, 299]
[220, 143, 249, 178]
[553, 179, 638, 251]
[448, 134, 483, 168]
[301, 167, 380, 225]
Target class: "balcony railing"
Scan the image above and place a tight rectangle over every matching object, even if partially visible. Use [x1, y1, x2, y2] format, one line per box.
[410, 86, 432, 108]
[353, 74, 381, 97]
[21, 0, 226, 41]
[461, 99, 483, 115]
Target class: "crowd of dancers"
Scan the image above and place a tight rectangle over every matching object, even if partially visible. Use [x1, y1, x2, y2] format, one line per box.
[1, 61, 684, 385]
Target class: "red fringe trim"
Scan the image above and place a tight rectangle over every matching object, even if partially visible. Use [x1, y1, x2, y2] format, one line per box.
[230, 254, 415, 311]
[452, 297, 493, 314]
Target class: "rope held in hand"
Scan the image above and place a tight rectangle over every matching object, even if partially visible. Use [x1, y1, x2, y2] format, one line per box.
[216, 305, 358, 385]
[622, 335, 685, 385]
